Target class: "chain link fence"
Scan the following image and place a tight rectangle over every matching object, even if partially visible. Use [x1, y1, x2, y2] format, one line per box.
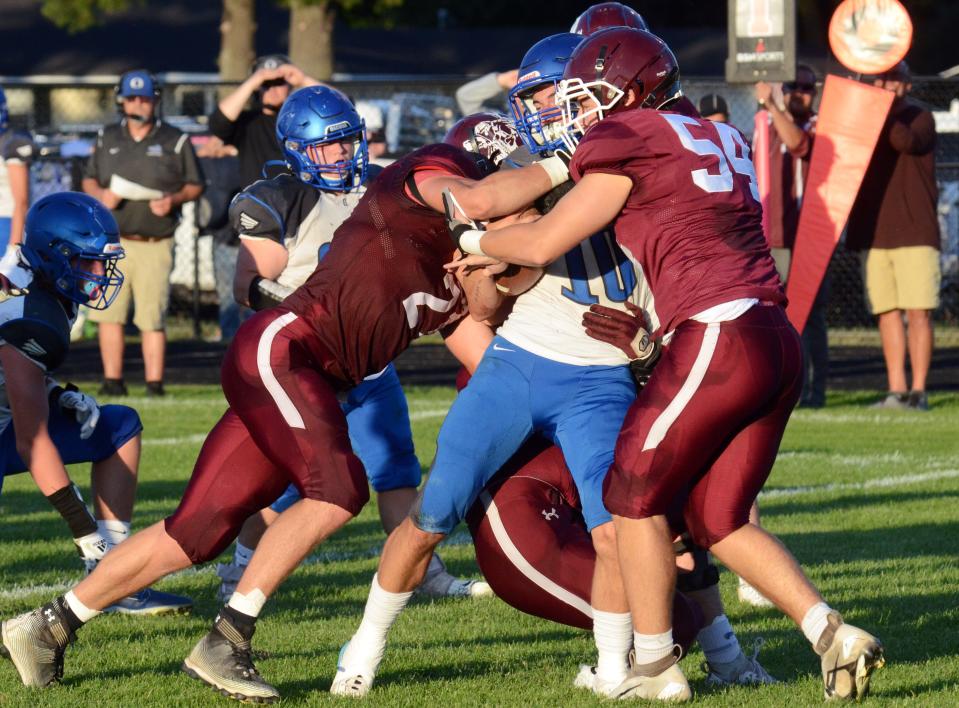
[3, 74, 957, 328]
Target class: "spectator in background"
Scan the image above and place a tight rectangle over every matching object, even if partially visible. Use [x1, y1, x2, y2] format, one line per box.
[195, 136, 246, 341]
[209, 55, 319, 190]
[846, 61, 940, 411]
[0, 86, 34, 253]
[755, 64, 828, 409]
[698, 93, 729, 123]
[82, 70, 204, 397]
[454, 69, 518, 115]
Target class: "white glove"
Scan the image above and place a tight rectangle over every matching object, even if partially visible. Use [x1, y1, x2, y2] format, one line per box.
[59, 389, 101, 440]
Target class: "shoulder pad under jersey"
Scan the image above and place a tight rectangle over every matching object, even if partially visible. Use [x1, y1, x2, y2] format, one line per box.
[0, 288, 73, 371]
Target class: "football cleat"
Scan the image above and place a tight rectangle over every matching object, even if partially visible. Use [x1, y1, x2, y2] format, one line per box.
[737, 578, 775, 608]
[104, 588, 193, 616]
[703, 638, 778, 687]
[416, 555, 493, 599]
[572, 664, 620, 698]
[182, 613, 279, 703]
[216, 562, 246, 603]
[870, 392, 910, 410]
[816, 613, 885, 701]
[0, 599, 75, 687]
[610, 649, 691, 702]
[330, 641, 377, 698]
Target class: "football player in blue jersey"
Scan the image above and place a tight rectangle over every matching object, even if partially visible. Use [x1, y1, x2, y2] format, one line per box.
[214, 85, 489, 603]
[0, 192, 191, 615]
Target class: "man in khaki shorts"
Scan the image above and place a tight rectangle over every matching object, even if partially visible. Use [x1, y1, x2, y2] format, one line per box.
[82, 70, 204, 396]
[847, 61, 940, 411]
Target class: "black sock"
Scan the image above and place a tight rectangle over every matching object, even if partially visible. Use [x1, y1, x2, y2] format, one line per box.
[218, 605, 257, 641]
[46, 484, 97, 539]
[54, 596, 85, 634]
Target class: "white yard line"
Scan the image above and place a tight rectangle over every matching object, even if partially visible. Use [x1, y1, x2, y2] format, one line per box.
[761, 468, 959, 500]
[0, 531, 473, 601]
[140, 408, 450, 447]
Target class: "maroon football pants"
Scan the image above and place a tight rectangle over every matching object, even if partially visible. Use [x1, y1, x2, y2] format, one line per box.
[165, 309, 369, 563]
[604, 304, 803, 548]
[467, 439, 703, 653]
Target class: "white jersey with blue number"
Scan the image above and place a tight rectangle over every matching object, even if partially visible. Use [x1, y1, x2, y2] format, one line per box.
[498, 229, 659, 366]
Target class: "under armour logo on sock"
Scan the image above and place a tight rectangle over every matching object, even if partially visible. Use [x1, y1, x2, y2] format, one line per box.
[541, 508, 558, 521]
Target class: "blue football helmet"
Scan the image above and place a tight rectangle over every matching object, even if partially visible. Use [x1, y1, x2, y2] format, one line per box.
[508, 33, 583, 156]
[20, 192, 125, 310]
[0, 86, 8, 133]
[275, 86, 369, 192]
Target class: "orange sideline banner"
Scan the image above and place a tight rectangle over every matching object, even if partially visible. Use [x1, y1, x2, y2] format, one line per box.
[785, 75, 894, 333]
[753, 110, 772, 245]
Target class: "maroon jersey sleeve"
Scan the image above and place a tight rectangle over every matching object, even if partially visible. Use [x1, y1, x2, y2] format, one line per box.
[571, 111, 784, 335]
[570, 117, 650, 187]
[282, 144, 483, 387]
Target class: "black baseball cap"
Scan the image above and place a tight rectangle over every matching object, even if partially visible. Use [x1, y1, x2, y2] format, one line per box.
[698, 93, 729, 117]
[251, 54, 291, 74]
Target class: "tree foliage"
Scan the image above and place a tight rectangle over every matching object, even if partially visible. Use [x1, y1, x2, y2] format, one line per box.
[40, 0, 141, 33]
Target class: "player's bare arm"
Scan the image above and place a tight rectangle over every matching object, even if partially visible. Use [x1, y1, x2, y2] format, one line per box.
[450, 172, 632, 267]
[415, 160, 559, 221]
[0, 344, 71, 495]
[233, 237, 290, 307]
[441, 316, 494, 374]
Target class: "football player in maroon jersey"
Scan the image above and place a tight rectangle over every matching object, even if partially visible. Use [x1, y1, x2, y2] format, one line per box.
[0, 121, 570, 702]
[450, 28, 883, 703]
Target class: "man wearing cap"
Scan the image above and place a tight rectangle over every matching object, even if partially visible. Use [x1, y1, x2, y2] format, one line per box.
[207, 56, 319, 345]
[209, 55, 320, 190]
[82, 69, 204, 397]
[698, 93, 730, 124]
[755, 64, 828, 409]
[847, 62, 940, 411]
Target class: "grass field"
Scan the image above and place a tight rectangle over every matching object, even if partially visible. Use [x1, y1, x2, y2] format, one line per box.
[0, 385, 958, 706]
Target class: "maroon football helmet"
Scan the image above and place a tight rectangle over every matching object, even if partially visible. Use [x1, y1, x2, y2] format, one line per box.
[570, 2, 649, 36]
[443, 112, 522, 172]
[558, 27, 682, 151]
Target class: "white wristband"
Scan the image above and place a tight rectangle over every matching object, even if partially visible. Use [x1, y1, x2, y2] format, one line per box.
[536, 155, 570, 189]
[459, 229, 488, 256]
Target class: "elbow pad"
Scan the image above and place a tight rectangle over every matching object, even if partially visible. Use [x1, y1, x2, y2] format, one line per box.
[248, 276, 293, 311]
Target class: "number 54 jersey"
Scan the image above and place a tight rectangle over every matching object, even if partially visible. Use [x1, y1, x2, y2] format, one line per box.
[570, 108, 784, 337]
[281, 144, 484, 389]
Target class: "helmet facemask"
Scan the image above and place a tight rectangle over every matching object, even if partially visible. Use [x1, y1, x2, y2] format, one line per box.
[509, 78, 574, 156]
[284, 121, 369, 193]
[26, 239, 125, 310]
[558, 67, 682, 154]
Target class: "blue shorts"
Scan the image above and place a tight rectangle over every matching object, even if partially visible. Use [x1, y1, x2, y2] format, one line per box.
[0, 403, 143, 494]
[269, 363, 420, 513]
[415, 336, 635, 534]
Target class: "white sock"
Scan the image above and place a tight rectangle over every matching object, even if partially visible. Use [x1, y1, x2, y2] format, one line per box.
[96, 519, 130, 549]
[632, 630, 674, 666]
[697, 615, 742, 666]
[344, 574, 414, 673]
[234, 542, 255, 567]
[592, 610, 633, 684]
[228, 589, 268, 618]
[64, 589, 101, 622]
[801, 602, 834, 647]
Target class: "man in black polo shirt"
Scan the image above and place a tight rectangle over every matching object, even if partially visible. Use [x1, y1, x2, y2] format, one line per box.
[82, 69, 204, 397]
[209, 55, 320, 190]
